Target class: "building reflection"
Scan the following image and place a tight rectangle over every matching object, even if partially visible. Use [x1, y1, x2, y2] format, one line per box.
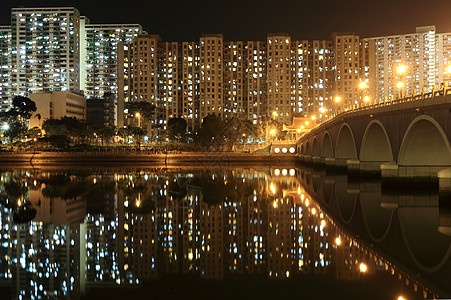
[0, 167, 448, 299]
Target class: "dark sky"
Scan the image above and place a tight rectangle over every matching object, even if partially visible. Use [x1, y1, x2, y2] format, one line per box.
[3, 0, 451, 42]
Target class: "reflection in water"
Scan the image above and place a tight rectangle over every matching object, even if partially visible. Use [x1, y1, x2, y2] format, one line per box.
[0, 167, 449, 299]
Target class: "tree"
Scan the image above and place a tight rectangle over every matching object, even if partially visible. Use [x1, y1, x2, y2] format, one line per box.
[98, 125, 116, 145]
[11, 96, 37, 119]
[3, 120, 26, 142]
[167, 117, 187, 143]
[0, 96, 37, 143]
[27, 127, 42, 139]
[126, 101, 156, 123]
[196, 114, 225, 149]
[42, 117, 89, 143]
[131, 126, 147, 149]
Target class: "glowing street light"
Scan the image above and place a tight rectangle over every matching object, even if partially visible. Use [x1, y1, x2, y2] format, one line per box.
[2, 123, 9, 131]
[269, 128, 277, 136]
[135, 112, 141, 127]
[359, 81, 368, 89]
[397, 64, 407, 75]
[397, 64, 407, 98]
[311, 115, 316, 120]
[359, 263, 368, 273]
[334, 96, 341, 103]
[335, 237, 342, 246]
[364, 96, 370, 102]
[269, 182, 276, 194]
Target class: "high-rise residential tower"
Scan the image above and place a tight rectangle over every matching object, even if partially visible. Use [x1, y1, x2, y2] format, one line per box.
[0, 26, 11, 111]
[267, 34, 292, 124]
[80, 18, 142, 99]
[199, 34, 224, 126]
[10, 7, 81, 96]
[363, 26, 451, 102]
[333, 33, 361, 110]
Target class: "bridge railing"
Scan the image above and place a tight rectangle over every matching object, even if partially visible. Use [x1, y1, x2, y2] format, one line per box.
[304, 88, 451, 137]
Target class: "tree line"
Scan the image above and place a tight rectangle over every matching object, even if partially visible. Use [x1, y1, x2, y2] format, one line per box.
[0, 96, 283, 150]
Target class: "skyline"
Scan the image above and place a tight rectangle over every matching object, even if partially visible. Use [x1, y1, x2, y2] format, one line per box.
[2, 0, 451, 42]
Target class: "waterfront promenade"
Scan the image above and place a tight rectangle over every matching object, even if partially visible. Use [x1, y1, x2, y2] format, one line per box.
[0, 150, 295, 165]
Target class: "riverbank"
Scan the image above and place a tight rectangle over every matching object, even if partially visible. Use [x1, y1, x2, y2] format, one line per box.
[0, 151, 295, 165]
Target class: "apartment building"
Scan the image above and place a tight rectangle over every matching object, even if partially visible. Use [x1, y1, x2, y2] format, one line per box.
[224, 41, 246, 120]
[245, 41, 267, 123]
[333, 33, 361, 110]
[292, 40, 335, 118]
[199, 34, 224, 126]
[363, 26, 451, 101]
[10, 7, 81, 97]
[80, 18, 142, 99]
[267, 34, 293, 124]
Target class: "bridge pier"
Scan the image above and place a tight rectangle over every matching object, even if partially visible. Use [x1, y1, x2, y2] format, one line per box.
[347, 159, 360, 174]
[325, 158, 336, 168]
[312, 156, 324, 165]
[334, 158, 348, 169]
[438, 168, 451, 196]
[380, 161, 448, 189]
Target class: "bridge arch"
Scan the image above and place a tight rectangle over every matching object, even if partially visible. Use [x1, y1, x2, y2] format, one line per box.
[305, 141, 311, 156]
[398, 116, 451, 166]
[360, 120, 393, 162]
[335, 123, 358, 159]
[311, 138, 320, 157]
[300, 144, 305, 155]
[321, 132, 334, 158]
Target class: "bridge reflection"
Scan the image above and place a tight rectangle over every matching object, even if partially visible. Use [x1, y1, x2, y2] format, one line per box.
[291, 165, 451, 297]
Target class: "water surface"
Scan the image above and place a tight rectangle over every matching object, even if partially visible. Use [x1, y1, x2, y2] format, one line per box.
[0, 164, 450, 299]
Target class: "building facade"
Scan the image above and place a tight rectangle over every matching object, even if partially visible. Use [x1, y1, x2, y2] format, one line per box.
[3, 6, 451, 134]
[10, 7, 81, 97]
[362, 26, 451, 102]
[28, 90, 86, 128]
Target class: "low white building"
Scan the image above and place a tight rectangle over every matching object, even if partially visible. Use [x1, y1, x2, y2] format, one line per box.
[29, 91, 86, 128]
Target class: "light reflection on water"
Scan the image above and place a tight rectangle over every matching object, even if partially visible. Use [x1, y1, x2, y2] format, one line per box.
[0, 166, 449, 299]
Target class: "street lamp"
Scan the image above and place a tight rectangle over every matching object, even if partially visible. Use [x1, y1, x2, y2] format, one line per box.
[272, 111, 278, 120]
[396, 64, 407, 75]
[334, 96, 341, 114]
[135, 112, 141, 127]
[445, 65, 451, 87]
[397, 81, 404, 98]
[396, 64, 407, 98]
[359, 81, 369, 105]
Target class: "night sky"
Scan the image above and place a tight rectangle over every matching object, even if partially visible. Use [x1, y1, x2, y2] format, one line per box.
[2, 0, 451, 42]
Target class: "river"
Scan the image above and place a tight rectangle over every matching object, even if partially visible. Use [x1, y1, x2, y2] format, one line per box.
[0, 163, 449, 299]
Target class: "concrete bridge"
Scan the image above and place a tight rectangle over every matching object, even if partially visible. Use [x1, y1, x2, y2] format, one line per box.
[296, 89, 451, 186]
